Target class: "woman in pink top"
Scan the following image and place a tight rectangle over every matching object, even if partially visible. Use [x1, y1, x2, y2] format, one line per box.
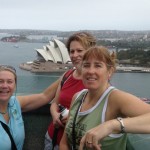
[44, 32, 96, 150]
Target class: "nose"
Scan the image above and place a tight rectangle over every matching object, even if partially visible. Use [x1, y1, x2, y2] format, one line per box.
[87, 66, 96, 74]
[71, 51, 79, 57]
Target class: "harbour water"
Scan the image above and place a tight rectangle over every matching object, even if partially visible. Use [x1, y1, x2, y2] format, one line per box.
[0, 41, 150, 98]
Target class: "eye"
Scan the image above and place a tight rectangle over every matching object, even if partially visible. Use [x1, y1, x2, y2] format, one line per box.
[70, 50, 74, 54]
[0, 80, 3, 84]
[7, 80, 14, 84]
[95, 64, 102, 68]
[95, 62, 104, 68]
[77, 49, 84, 53]
[82, 63, 89, 68]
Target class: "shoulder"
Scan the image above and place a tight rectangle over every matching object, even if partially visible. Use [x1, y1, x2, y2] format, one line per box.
[70, 89, 88, 107]
[63, 69, 75, 77]
[75, 89, 88, 101]
[109, 89, 139, 101]
[108, 89, 150, 117]
[60, 69, 75, 87]
[108, 89, 142, 110]
[9, 96, 20, 106]
[9, 96, 22, 113]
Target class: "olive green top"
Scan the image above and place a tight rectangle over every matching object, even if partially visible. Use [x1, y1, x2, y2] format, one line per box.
[65, 87, 127, 150]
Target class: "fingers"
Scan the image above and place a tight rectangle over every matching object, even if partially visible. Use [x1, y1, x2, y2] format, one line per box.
[79, 135, 86, 150]
[79, 133, 101, 150]
[92, 136, 100, 149]
[86, 141, 93, 149]
[53, 116, 64, 127]
[61, 116, 67, 124]
[56, 119, 64, 127]
[79, 140, 101, 150]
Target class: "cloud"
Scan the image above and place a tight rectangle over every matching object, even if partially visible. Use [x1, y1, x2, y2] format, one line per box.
[0, 0, 150, 31]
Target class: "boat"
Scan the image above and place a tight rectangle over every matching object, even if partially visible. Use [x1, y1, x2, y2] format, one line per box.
[13, 44, 19, 48]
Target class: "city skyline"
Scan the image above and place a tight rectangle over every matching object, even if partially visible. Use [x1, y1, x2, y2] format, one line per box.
[0, 0, 150, 31]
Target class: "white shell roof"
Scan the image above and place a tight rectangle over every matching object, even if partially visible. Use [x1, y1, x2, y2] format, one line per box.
[46, 45, 62, 63]
[36, 49, 54, 62]
[35, 39, 71, 64]
[54, 39, 70, 63]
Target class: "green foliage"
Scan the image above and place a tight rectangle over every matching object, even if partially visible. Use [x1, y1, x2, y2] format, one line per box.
[97, 39, 150, 66]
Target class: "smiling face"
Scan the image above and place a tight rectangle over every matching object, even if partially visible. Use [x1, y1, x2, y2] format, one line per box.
[66, 32, 96, 71]
[81, 46, 115, 91]
[82, 58, 110, 90]
[69, 41, 87, 69]
[0, 70, 16, 103]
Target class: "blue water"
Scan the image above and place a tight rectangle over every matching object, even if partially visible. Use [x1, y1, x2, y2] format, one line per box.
[0, 41, 150, 98]
[111, 73, 150, 98]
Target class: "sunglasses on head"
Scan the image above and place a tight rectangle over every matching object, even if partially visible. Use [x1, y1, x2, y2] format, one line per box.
[0, 65, 16, 73]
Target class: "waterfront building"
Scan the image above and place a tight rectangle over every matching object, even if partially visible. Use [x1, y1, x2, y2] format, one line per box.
[20, 39, 72, 73]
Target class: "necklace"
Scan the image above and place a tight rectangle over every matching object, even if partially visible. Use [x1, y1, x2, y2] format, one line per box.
[0, 109, 8, 115]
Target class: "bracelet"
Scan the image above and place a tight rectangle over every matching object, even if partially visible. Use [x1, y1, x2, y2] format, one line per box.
[117, 117, 125, 133]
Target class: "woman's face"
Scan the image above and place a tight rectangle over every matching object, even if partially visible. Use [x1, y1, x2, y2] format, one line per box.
[69, 41, 87, 69]
[0, 71, 16, 102]
[82, 58, 110, 90]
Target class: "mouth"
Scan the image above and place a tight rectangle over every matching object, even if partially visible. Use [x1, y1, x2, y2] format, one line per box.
[86, 77, 97, 81]
[0, 90, 10, 94]
[72, 59, 81, 64]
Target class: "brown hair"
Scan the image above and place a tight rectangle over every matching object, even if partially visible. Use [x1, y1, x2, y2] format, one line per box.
[66, 32, 96, 52]
[82, 46, 116, 72]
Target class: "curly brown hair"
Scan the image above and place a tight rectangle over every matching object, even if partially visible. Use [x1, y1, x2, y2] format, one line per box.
[66, 32, 96, 52]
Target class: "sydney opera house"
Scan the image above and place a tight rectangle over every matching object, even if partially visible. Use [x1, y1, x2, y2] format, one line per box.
[20, 39, 72, 73]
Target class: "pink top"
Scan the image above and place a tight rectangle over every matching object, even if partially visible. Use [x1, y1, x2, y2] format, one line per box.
[48, 71, 85, 145]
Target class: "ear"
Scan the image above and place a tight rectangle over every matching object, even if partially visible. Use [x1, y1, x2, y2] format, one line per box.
[108, 67, 114, 79]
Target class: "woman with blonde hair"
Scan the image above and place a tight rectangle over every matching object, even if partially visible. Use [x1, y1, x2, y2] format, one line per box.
[0, 65, 59, 149]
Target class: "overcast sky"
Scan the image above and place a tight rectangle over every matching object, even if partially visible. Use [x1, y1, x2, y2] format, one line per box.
[0, 0, 150, 31]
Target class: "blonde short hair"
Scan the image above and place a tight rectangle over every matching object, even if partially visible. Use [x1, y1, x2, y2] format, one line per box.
[0, 65, 17, 83]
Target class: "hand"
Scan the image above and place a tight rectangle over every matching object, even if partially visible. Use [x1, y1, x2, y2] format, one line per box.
[61, 115, 68, 125]
[79, 120, 115, 150]
[52, 112, 64, 128]
[79, 134, 101, 150]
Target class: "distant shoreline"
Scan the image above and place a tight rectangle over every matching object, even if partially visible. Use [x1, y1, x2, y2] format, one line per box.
[19, 62, 150, 73]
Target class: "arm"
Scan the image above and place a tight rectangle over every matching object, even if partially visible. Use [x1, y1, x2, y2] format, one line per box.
[79, 113, 150, 150]
[17, 79, 60, 112]
[121, 113, 150, 133]
[108, 90, 150, 118]
[50, 83, 64, 127]
[59, 93, 78, 149]
[59, 127, 70, 150]
[50, 70, 74, 127]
